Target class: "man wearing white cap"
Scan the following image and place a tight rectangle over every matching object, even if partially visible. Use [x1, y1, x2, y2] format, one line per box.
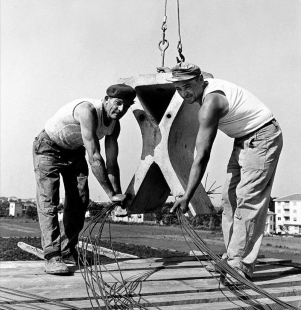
[33, 84, 136, 274]
[169, 62, 283, 282]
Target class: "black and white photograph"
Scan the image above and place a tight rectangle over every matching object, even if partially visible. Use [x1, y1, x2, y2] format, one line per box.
[1, 1, 301, 309]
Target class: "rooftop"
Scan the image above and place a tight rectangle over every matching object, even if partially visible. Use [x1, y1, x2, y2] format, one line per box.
[274, 194, 301, 202]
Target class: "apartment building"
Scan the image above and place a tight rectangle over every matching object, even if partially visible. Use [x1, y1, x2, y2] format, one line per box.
[274, 194, 301, 235]
[265, 209, 276, 235]
[9, 201, 23, 217]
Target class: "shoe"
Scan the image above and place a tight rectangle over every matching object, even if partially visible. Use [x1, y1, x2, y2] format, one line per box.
[62, 251, 91, 266]
[206, 262, 222, 273]
[45, 256, 69, 274]
[223, 267, 252, 286]
[205, 258, 226, 274]
[62, 251, 82, 265]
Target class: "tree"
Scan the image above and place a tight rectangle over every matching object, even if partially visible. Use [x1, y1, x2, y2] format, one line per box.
[156, 202, 178, 226]
[88, 201, 110, 217]
[25, 205, 38, 220]
[0, 201, 9, 217]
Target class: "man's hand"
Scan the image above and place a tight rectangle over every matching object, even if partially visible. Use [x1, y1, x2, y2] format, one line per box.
[156, 66, 172, 73]
[170, 196, 189, 214]
[111, 194, 127, 207]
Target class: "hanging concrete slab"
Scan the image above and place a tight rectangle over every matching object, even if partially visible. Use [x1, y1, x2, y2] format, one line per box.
[119, 72, 215, 216]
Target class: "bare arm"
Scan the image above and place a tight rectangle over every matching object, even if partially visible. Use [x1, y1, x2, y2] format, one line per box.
[171, 93, 227, 213]
[156, 66, 214, 78]
[105, 121, 122, 194]
[74, 102, 115, 199]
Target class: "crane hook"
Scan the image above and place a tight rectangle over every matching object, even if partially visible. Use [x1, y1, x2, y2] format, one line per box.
[176, 41, 185, 63]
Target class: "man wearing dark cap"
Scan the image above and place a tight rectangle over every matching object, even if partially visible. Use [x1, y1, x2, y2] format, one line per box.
[169, 62, 283, 282]
[33, 84, 136, 274]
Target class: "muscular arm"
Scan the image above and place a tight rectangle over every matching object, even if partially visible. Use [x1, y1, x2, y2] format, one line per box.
[74, 102, 115, 199]
[156, 67, 214, 79]
[171, 93, 228, 212]
[105, 121, 122, 194]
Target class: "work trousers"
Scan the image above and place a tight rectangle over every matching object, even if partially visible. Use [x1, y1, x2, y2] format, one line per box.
[33, 130, 89, 259]
[221, 119, 283, 277]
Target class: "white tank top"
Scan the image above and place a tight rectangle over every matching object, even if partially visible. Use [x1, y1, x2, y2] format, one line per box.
[45, 99, 116, 149]
[202, 79, 273, 138]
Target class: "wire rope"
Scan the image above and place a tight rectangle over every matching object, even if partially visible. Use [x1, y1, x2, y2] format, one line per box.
[77, 200, 299, 309]
[176, 209, 299, 310]
[0, 286, 82, 310]
[176, 0, 185, 63]
[77, 202, 161, 309]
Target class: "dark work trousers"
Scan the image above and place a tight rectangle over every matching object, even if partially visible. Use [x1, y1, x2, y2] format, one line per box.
[33, 130, 89, 259]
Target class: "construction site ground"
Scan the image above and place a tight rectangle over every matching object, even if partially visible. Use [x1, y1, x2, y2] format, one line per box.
[1, 218, 301, 263]
[1, 218, 301, 309]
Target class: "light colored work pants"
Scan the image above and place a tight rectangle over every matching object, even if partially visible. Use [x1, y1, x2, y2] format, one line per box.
[221, 120, 283, 277]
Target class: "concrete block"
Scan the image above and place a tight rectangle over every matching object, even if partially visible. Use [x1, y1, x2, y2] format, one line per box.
[119, 73, 214, 216]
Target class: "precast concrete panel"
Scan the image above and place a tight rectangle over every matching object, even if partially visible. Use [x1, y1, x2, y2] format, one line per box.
[119, 73, 215, 216]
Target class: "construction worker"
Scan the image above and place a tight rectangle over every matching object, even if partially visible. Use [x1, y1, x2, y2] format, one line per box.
[169, 62, 283, 281]
[33, 84, 136, 274]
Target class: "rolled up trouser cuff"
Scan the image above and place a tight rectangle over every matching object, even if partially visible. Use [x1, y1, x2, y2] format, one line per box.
[44, 251, 61, 260]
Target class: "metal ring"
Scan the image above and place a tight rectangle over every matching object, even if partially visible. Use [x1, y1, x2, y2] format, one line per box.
[158, 39, 169, 52]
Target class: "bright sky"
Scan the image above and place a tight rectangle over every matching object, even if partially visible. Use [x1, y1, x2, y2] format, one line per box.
[1, 0, 301, 204]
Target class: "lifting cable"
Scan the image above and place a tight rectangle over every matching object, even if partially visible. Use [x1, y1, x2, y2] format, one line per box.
[77, 201, 299, 309]
[176, 209, 299, 310]
[3, 201, 296, 309]
[0, 286, 82, 310]
[158, 0, 185, 70]
[77, 202, 161, 309]
[158, 0, 169, 68]
[176, 0, 185, 63]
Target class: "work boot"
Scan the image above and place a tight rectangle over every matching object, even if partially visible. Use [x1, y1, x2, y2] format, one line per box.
[62, 251, 82, 265]
[223, 267, 252, 286]
[206, 262, 222, 273]
[62, 250, 93, 266]
[205, 258, 226, 274]
[45, 256, 69, 274]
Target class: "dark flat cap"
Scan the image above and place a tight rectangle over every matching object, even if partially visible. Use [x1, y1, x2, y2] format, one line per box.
[167, 62, 201, 82]
[106, 84, 136, 101]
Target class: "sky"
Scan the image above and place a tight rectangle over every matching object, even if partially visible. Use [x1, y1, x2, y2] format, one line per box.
[1, 0, 301, 205]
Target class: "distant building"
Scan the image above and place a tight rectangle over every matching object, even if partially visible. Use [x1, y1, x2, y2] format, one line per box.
[264, 209, 276, 235]
[57, 198, 65, 221]
[111, 213, 145, 223]
[9, 201, 23, 217]
[110, 207, 156, 223]
[57, 209, 90, 222]
[274, 194, 301, 235]
[21, 198, 36, 204]
[58, 211, 63, 221]
[23, 201, 37, 214]
[8, 196, 19, 202]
